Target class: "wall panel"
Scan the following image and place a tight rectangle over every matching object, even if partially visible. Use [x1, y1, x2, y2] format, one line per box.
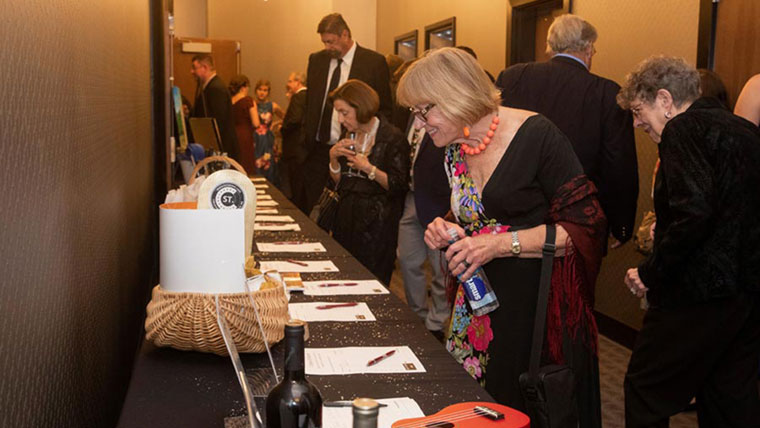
[0, 0, 155, 426]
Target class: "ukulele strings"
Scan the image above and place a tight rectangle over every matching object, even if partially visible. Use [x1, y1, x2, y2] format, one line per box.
[394, 409, 495, 428]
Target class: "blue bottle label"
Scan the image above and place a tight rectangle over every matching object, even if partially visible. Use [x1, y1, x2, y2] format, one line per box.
[463, 276, 487, 302]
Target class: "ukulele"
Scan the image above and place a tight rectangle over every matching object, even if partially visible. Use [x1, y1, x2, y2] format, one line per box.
[391, 401, 530, 428]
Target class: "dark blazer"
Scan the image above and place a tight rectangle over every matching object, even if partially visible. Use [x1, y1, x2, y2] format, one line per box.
[304, 43, 392, 150]
[638, 97, 760, 308]
[281, 88, 308, 164]
[192, 75, 240, 161]
[496, 56, 638, 243]
[411, 133, 450, 228]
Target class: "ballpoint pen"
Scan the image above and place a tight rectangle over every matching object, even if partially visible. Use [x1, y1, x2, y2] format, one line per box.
[257, 222, 292, 226]
[286, 259, 308, 266]
[315, 302, 358, 310]
[366, 349, 396, 367]
[273, 241, 304, 245]
[318, 282, 358, 287]
[323, 401, 387, 408]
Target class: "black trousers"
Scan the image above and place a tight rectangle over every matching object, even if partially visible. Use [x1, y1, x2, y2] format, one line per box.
[624, 294, 760, 428]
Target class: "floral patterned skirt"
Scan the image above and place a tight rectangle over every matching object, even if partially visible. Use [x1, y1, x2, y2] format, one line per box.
[446, 285, 493, 386]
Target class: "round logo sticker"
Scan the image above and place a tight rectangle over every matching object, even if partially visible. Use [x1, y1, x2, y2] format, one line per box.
[210, 182, 245, 209]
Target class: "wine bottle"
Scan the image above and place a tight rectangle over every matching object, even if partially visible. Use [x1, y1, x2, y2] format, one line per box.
[352, 398, 379, 428]
[265, 320, 322, 428]
[446, 228, 500, 316]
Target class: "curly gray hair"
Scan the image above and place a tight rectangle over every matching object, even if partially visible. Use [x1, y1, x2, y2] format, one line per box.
[617, 55, 700, 109]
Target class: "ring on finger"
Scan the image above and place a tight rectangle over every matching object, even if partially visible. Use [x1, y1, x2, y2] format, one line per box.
[462, 260, 471, 268]
[629, 287, 636, 295]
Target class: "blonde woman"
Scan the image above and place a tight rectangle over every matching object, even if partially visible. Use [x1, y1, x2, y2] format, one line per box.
[397, 48, 606, 427]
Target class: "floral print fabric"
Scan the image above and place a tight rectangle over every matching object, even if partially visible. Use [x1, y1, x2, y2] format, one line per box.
[443, 144, 508, 386]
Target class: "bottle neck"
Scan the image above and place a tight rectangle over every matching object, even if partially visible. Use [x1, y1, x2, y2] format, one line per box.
[283, 330, 305, 381]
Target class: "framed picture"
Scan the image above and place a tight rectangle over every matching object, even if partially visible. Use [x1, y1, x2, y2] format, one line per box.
[425, 17, 456, 50]
[394, 30, 418, 61]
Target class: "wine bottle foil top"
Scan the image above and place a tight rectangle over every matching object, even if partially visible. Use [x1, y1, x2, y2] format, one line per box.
[352, 398, 379, 412]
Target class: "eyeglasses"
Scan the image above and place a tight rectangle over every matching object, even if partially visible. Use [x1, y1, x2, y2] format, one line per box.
[409, 103, 436, 123]
[630, 102, 643, 119]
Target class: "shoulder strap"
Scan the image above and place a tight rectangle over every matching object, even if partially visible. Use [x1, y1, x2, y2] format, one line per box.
[527, 224, 557, 379]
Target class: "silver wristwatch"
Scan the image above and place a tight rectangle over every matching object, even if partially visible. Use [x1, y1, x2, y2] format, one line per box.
[368, 165, 377, 180]
[511, 230, 521, 255]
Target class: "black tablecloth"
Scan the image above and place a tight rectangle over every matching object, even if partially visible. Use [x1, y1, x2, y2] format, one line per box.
[117, 180, 492, 427]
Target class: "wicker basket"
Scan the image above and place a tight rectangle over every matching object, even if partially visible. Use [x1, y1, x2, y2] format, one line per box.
[144, 284, 288, 355]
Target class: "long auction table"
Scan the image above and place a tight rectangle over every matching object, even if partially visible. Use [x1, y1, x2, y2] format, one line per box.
[118, 180, 492, 427]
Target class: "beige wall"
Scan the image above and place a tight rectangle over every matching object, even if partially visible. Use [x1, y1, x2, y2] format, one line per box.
[174, 0, 207, 38]
[376, 0, 508, 79]
[204, 0, 377, 108]
[574, 0, 699, 329]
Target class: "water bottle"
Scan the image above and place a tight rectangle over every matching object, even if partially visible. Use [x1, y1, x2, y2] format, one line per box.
[447, 228, 500, 316]
[352, 398, 379, 428]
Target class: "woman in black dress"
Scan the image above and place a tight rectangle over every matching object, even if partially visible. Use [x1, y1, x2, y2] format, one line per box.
[327, 80, 410, 285]
[397, 48, 606, 427]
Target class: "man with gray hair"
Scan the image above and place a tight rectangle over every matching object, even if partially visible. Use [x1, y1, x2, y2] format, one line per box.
[496, 14, 638, 251]
[282, 71, 308, 205]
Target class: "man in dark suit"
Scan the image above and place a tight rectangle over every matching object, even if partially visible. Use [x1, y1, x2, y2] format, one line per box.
[281, 71, 308, 206]
[298, 13, 392, 214]
[397, 120, 451, 340]
[496, 14, 638, 247]
[190, 53, 239, 163]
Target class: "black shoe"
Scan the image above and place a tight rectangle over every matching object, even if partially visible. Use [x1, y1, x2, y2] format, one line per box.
[429, 329, 445, 343]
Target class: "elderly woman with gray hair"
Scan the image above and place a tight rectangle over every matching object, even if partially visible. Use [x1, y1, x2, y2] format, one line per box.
[619, 56, 760, 427]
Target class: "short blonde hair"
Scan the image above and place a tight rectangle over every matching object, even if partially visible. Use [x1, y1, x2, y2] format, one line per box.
[329, 79, 379, 124]
[546, 14, 597, 54]
[396, 47, 500, 127]
[617, 56, 700, 109]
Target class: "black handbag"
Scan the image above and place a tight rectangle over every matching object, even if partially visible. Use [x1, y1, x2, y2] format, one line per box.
[311, 180, 341, 233]
[518, 224, 579, 428]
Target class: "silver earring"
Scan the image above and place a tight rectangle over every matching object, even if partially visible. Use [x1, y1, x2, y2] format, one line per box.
[665, 111, 672, 119]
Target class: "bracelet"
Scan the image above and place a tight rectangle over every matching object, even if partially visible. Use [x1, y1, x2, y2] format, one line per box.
[368, 165, 377, 180]
[328, 162, 341, 174]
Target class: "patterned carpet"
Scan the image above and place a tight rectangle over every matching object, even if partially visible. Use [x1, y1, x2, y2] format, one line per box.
[387, 266, 699, 427]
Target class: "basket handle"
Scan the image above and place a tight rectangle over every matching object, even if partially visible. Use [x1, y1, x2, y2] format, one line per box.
[188, 155, 248, 185]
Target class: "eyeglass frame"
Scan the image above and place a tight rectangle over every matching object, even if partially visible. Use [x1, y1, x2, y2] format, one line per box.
[409, 103, 436, 122]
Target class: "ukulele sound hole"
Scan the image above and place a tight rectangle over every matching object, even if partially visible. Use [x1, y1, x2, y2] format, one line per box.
[425, 422, 454, 428]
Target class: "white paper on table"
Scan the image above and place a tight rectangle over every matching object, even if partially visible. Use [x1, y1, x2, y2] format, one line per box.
[305, 346, 425, 375]
[257, 242, 327, 253]
[251, 177, 267, 182]
[256, 208, 278, 214]
[257, 200, 279, 207]
[288, 302, 375, 322]
[253, 183, 269, 188]
[255, 215, 295, 223]
[259, 260, 339, 273]
[254, 223, 301, 231]
[257, 194, 273, 200]
[322, 397, 424, 428]
[256, 189, 265, 195]
[303, 280, 389, 296]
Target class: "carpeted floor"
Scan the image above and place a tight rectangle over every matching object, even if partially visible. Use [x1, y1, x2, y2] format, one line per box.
[387, 266, 699, 427]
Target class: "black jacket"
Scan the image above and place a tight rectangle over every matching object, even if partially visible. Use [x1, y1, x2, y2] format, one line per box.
[192, 75, 239, 161]
[638, 97, 760, 308]
[496, 56, 638, 243]
[281, 89, 308, 163]
[412, 133, 450, 228]
[304, 44, 392, 151]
